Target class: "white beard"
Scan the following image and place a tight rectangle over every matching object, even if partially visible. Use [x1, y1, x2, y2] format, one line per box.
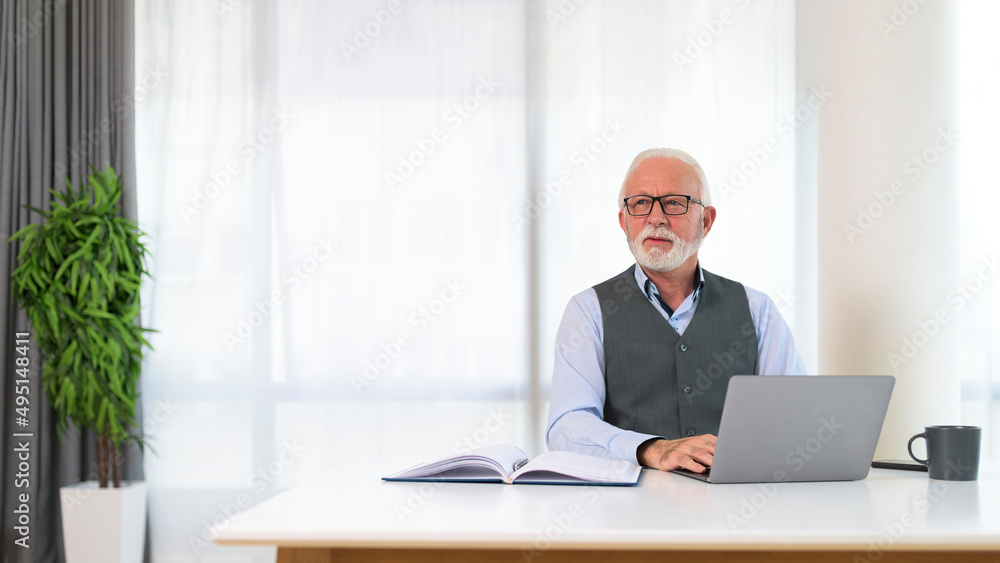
[627, 221, 704, 273]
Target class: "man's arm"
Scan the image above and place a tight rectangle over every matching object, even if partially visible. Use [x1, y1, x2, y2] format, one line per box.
[746, 289, 808, 375]
[545, 290, 662, 464]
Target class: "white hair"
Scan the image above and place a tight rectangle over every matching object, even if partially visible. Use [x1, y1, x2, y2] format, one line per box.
[617, 148, 712, 209]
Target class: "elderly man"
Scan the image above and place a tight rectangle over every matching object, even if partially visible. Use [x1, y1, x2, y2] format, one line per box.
[546, 148, 806, 474]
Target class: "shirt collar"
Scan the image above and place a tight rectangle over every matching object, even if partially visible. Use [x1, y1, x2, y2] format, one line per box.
[634, 262, 705, 303]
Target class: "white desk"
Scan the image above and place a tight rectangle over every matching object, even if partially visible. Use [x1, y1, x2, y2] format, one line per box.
[216, 462, 1000, 562]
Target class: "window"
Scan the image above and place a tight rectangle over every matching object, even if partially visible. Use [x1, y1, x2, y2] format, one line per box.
[136, 2, 800, 560]
[957, 0, 1000, 459]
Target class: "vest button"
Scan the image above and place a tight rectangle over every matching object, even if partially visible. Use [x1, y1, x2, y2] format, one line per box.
[687, 428, 696, 436]
[679, 344, 688, 352]
[683, 386, 692, 394]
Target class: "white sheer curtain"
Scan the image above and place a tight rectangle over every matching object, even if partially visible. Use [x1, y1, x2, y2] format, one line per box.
[535, 0, 804, 411]
[135, 1, 800, 561]
[958, 0, 1000, 460]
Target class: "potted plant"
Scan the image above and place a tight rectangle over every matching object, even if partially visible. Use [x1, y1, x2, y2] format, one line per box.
[9, 165, 153, 563]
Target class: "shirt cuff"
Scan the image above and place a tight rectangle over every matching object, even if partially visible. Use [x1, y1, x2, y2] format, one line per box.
[612, 430, 666, 465]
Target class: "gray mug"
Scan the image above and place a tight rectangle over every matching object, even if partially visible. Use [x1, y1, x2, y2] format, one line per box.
[908, 425, 981, 481]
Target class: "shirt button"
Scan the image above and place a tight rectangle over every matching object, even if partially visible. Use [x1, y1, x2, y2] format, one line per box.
[679, 344, 688, 352]
[687, 429, 696, 437]
[683, 386, 692, 394]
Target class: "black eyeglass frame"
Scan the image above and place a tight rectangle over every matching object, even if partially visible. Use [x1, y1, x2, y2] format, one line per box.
[622, 194, 707, 216]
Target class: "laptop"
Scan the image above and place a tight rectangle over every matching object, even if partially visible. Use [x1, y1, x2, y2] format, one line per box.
[670, 375, 894, 484]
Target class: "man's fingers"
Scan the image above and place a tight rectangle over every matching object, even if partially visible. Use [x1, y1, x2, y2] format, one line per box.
[689, 447, 714, 467]
[692, 435, 717, 455]
[679, 438, 715, 456]
[678, 455, 708, 473]
[676, 446, 713, 466]
[668, 448, 713, 471]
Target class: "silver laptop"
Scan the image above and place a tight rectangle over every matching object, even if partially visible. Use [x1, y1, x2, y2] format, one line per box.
[670, 375, 894, 484]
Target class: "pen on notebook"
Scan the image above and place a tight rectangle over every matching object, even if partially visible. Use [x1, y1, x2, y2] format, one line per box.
[513, 458, 529, 471]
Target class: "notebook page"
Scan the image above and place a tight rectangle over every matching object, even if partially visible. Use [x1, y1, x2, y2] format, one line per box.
[385, 445, 528, 480]
[511, 451, 641, 484]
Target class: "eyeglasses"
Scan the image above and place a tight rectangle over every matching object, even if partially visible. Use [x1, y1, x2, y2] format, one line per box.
[623, 194, 706, 216]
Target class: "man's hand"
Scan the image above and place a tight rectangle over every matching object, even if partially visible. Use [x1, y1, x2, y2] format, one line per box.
[637, 435, 717, 472]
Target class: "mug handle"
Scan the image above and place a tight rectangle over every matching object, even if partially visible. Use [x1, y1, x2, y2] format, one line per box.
[908, 433, 929, 465]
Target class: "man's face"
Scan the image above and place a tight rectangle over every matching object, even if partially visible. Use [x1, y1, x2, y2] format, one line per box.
[618, 158, 716, 273]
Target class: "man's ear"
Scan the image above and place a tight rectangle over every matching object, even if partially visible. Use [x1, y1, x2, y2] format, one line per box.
[702, 206, 717, 236]
[619, 209, 627, 235]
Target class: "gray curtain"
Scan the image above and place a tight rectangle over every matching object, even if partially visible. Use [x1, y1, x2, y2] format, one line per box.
[0, 1, 148, 562]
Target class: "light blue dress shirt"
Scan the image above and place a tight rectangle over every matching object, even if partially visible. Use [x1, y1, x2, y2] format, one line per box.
[545, 263, 808, 464]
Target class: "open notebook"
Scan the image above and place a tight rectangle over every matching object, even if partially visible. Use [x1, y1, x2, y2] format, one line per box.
[382, 445, 642, 486]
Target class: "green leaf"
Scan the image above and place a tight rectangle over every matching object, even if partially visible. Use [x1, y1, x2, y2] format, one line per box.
[8, 223, 38, 242]
[44, 237, 62, 261]
[69, 261, 79, 294]
[77, 270, 92, 304]
[83, 308, 116, 320]
[90, 277, 99, 305]
[57, 341, 77, 368]
[57, 299, 85, 323]
[72, 346, 82, 376]
[50, 187, 72, 207]
[93, 260, 114, 297]
[90, 173, 108, 205]
[96, 398, 109, 430]
[41, 293, 60, 335]
[54, 223, 102, 281]
[23, 205, 52, 219]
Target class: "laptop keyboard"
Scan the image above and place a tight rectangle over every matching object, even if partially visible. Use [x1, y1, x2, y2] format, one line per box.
[674, 467, 711, 477]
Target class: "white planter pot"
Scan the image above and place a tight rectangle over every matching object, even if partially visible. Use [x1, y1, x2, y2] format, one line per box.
[60, 481, 147, 563]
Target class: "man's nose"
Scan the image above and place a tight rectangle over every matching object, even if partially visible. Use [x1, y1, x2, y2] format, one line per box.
[646, 203, 671, 225]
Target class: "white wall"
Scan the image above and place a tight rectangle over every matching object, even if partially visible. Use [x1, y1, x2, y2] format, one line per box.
[797, 0, 961, 458]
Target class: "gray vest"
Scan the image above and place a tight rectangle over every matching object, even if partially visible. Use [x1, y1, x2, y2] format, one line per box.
[593, 266, 758, 440]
